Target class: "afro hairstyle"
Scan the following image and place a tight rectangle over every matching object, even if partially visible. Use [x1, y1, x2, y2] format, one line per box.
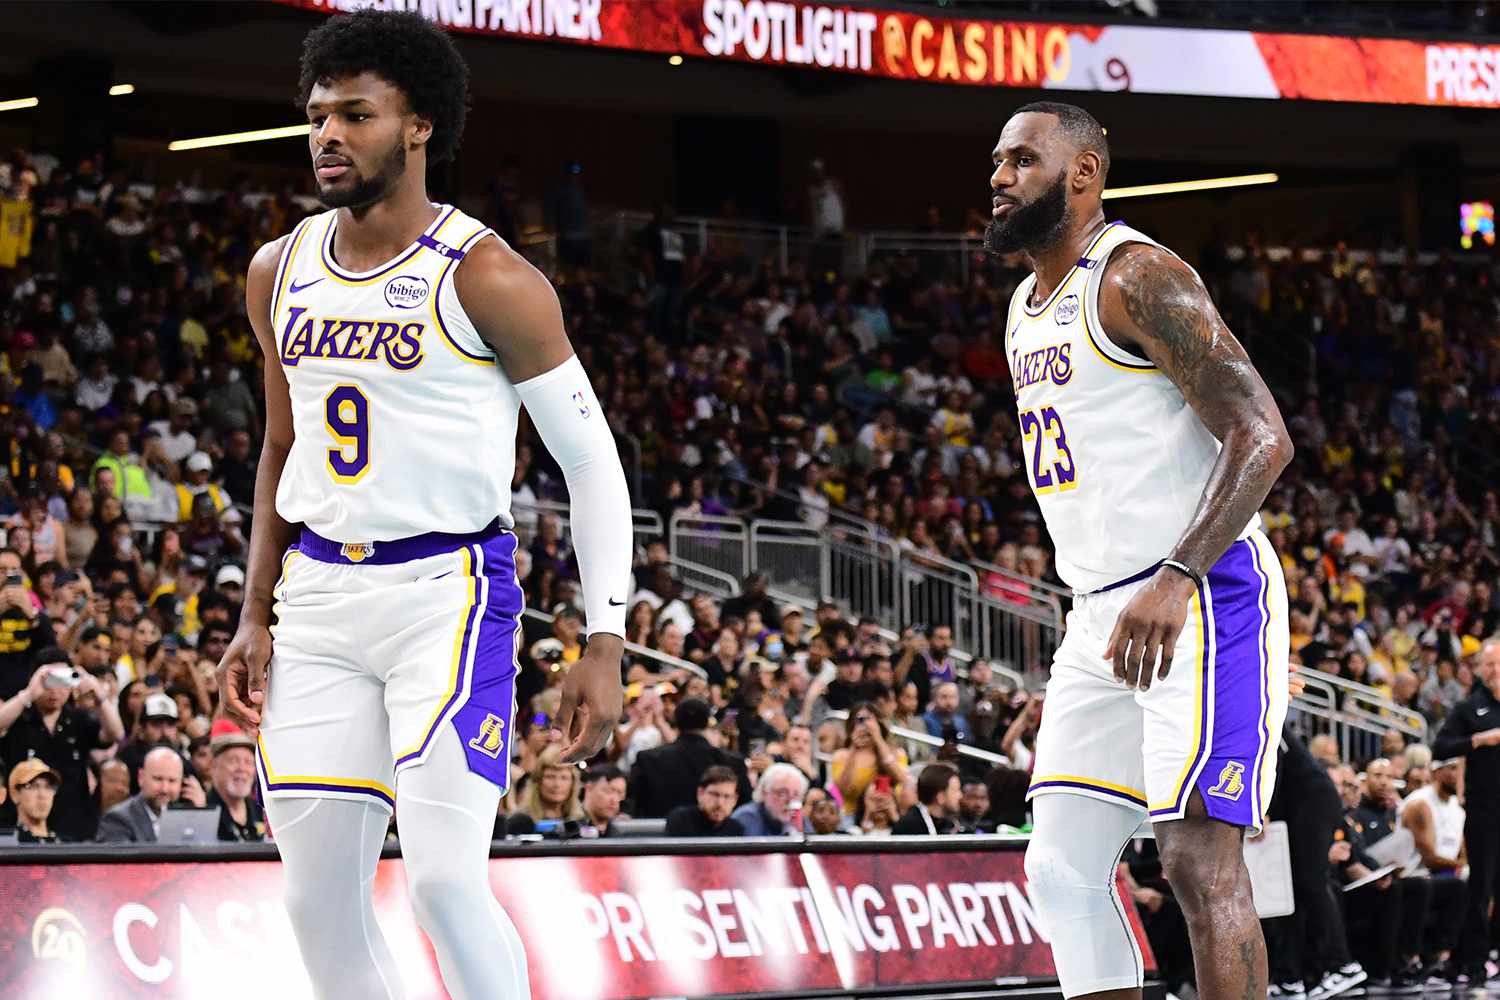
[296, 9, 470, 166]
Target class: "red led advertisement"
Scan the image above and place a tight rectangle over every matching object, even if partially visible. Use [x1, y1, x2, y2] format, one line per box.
[265, 0, 1500, 108]
[0, 843, 1153, 998]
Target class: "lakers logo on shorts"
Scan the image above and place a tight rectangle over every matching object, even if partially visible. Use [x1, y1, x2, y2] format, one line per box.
[340, 542, 376, 563]
[1207, 761, 1246, 801]
[468, 713, 507, 759]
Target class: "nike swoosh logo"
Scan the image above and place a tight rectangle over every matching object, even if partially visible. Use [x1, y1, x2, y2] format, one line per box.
[1480, 708, 1490, 716]
[288, 277, 324, 294]
[608, 597, 625, 606]
[429, 571, 453, 581]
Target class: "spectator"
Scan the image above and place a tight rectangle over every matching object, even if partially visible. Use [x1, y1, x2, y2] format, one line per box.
[808, 796, 844, 836]
[117, 692, 191, 794]
[203, 721, 264, 842]
[830, 702, 910, 818]
[7, 758, 62, 843]
[97, 758, 130, 816]
[0, 650, 123, 840]
[508, 746, 585, 835]
[97, 745, 188, 843]
[614, 684, 673, 771]
[922, 681, 972, 744]
[731, 762, 808, 836]
[175, 451, 229, 523]
[857, 779, 902, 836]
[579, 765, 628, 836]
[777, 722, 823, 788]
[957, 779, 991, 833]
[893, 761, 961, 835]
[0, 551, 54, 699]
[718, 572, 779, 628]
[665, 766, 745, 837]
[629, 698, 750, 818]
[201, 358, 259, 438]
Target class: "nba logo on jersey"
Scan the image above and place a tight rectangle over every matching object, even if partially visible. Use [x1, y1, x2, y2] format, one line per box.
[383, 275, 429, 309]
[1055, 293, 1080, 325]
[468, 714, 507, 758]
[1207, 761, 1246, 800]
[572, 391, 590, 419]
[339, 542, 377, 563]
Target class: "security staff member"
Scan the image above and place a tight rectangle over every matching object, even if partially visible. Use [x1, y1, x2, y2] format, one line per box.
[1432, 639, 1500, 983]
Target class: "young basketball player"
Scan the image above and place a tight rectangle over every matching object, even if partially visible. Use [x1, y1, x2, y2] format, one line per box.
[988, 102, 1294, 1000]
[215, 11, 629, 999]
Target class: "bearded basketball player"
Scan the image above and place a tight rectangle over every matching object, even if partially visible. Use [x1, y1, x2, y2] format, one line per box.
[988, 101, 1295, 1000]
[215, 11, 629, 999]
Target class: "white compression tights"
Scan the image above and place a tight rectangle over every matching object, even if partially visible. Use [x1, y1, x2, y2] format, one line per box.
[1023, 793, 1148, 999]
[266, 727, 530, 1000]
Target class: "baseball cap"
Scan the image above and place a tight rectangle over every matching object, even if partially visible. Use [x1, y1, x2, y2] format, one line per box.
[143, 692, 179, 721]
[1434, 757, 1464, 770]
[186, 451, 212, 474]
[182, 555, 209, 577]
[8, 758, 60, 796]
[209, 718, 256, 756]
[780, 604, 803, 619]
[215, 565, 245, 588]
[550, 602, 582, 621]
[12, 331, 36, 350]
[174, 398, 199, 418]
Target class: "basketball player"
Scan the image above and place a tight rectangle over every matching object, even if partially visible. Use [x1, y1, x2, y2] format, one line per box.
[215, 12, 629, 999]
[987, 103, 1294, 1000]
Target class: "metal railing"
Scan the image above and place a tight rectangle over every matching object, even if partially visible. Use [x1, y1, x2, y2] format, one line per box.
[824, 526, 903, 627]
[668, 511, 749, 584]
[899, 548, 982, 652]
[1287, 668, 1427, 764]
[749, 519, 824, 606]
[511, 499, 663, 553]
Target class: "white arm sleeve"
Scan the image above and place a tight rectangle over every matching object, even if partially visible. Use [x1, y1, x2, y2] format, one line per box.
[513, 354, 632, 639]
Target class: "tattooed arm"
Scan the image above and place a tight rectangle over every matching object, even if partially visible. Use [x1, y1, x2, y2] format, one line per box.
[1094, 243, 1294, 689]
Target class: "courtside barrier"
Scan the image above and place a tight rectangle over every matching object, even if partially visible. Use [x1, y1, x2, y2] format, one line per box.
[0, 836, 1158, 999]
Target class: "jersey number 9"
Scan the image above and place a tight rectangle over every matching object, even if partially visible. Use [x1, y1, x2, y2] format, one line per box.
[325, 384, 371, 484]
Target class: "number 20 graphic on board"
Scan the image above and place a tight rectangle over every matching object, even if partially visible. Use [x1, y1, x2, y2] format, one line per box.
[325, 384, 371, 484]
[1019, 406, 1077, 494]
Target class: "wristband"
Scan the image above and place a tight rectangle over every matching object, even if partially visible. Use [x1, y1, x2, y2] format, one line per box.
[1161, 559, 1202, 589]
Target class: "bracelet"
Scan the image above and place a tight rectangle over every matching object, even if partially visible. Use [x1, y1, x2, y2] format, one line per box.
[1161, 559, 1202, 589]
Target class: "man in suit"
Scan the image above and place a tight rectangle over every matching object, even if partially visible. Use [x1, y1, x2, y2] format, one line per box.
[893, 761, 961, 835]
[629, 698, 750, 818]
[97, 746, 184, 843]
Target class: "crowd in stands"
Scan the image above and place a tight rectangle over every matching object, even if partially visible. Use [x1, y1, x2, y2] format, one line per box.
[2, 145, 1500, 994]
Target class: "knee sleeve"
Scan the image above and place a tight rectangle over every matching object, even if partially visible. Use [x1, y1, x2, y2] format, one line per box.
[1025, 794, 1146, 998]
[266, 796, 405, 1000]
[396, 727, 530, 1000]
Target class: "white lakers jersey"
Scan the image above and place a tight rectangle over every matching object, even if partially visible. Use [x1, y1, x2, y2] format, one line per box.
[269, 204, 519, 543]
[1005, 222, 1257, 593]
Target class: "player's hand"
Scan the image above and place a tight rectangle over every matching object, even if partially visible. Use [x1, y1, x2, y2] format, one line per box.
[554, 634, 624, 764]
[1289, 661, 1306, 699]
[217, 623, 273, 729]
[1104, 568, 1196, 691]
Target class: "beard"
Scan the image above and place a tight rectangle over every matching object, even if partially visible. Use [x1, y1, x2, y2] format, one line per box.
[983, 170, 1070, 256]
[317, 137, 406, 210]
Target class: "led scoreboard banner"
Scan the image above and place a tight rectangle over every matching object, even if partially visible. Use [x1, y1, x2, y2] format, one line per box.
[265, 0, 1500, 108]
